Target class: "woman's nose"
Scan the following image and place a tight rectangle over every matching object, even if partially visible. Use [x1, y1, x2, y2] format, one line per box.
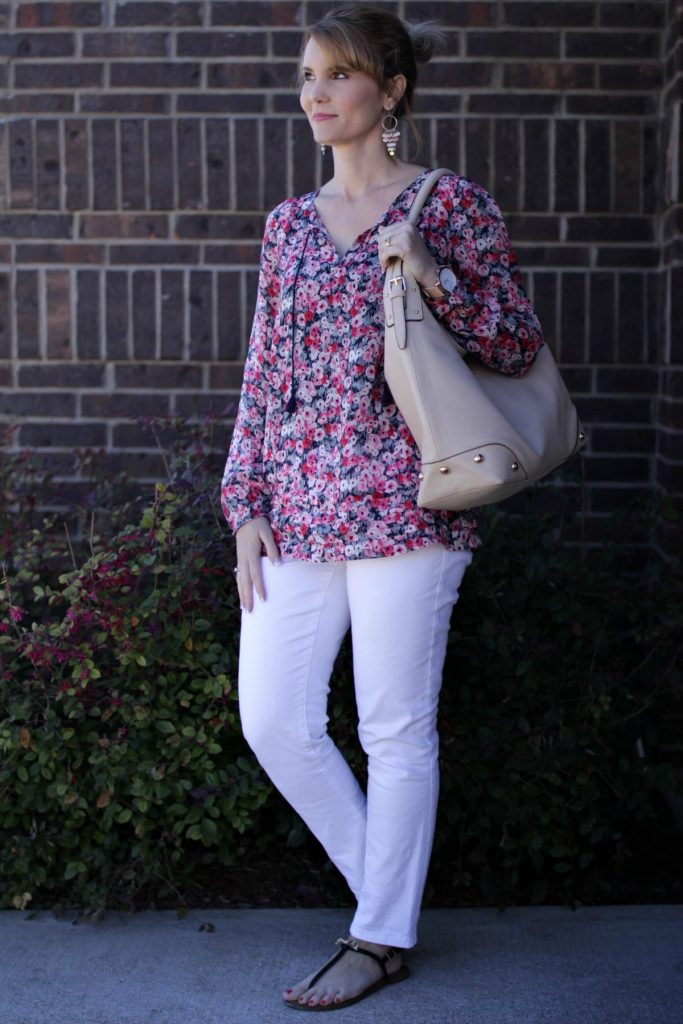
[309, 80, 329, 102]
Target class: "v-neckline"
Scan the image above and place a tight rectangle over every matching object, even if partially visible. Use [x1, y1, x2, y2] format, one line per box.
[310, 168, 433, 261]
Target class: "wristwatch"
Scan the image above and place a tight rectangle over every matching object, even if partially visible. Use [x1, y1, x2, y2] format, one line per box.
[422, 266, 458, 297]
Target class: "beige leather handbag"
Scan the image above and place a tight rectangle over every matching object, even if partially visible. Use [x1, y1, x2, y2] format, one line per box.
[381, 167, 586, 512]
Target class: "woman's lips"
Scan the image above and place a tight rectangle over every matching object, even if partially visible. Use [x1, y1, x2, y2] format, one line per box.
[313, 114, 336, 120]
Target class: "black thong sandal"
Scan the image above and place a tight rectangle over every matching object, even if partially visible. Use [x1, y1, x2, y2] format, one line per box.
[284, 936, 410, 1012]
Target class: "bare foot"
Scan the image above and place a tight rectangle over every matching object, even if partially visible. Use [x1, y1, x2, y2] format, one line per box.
[283, 936, 406, 1008]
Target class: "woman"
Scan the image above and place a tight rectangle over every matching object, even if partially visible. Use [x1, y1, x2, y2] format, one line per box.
[221, 3, 544, 1011]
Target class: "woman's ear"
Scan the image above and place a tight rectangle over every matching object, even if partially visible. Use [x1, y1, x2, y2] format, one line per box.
[384, 73, 407, 110]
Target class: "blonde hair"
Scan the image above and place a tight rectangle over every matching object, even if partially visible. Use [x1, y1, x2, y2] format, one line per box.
[297, 2, 447, 158]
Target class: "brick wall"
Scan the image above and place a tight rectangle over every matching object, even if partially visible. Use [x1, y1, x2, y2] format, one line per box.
[656, 0, 683, 556]
[0, 1, 679, 553]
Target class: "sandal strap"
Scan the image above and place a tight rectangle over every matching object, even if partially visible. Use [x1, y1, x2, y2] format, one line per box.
[335, 938, 399, 981]
[305, 945, 348, 991]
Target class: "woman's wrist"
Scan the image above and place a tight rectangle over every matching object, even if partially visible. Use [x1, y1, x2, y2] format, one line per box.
[417, 260, 443, 297]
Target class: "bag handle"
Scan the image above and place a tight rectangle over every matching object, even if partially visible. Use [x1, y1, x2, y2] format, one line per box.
[405, 166, 454, 224]
[383, 166, 466, 355]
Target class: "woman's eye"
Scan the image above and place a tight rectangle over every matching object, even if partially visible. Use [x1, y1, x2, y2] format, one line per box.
[302, 71, 348, 81]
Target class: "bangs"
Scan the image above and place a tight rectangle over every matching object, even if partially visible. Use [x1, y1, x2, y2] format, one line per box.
[299, 26, 381, 83]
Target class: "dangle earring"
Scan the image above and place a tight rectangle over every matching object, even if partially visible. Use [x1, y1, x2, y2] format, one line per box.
[320, 143, 328, 155]
[381, 112, 400, 158]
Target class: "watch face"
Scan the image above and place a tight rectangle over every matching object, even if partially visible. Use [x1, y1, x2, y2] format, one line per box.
[438, 267, 458, 293]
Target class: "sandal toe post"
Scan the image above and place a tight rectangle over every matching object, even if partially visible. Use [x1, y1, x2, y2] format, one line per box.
[284, 940, 409, 1012]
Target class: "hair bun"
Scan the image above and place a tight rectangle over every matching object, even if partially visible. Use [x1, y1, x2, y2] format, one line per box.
[406, 19, 448, 64]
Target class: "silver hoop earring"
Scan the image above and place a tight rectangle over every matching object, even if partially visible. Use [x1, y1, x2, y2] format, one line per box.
[381, 112, 400, 158]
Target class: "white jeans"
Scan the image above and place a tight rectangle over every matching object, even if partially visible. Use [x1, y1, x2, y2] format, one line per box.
[238, 544, 473, 949]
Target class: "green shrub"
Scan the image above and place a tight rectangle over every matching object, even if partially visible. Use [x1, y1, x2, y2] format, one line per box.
[0, 418, 269, 915]
[1, 418, 681, 914]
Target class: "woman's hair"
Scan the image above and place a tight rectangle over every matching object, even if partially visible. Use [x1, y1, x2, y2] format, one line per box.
[297, 2, 447, 158]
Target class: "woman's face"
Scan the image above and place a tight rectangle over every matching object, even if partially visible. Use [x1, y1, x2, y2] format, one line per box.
[299, 37, 398, 150]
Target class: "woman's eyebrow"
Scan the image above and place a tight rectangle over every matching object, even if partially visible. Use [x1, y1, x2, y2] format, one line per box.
[301, 63, 353, 73]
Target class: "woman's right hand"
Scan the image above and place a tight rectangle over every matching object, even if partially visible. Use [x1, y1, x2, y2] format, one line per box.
[234, 516, 281, 612]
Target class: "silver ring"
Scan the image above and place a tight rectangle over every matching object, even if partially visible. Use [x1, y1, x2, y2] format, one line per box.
[232, 567, 244, 575]
[383, 238, 392, 246]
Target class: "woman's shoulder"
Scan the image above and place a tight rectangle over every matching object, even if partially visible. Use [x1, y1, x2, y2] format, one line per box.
[429, 171, 504, 218]
[264, 193, 309, 229]
[260, 191, 317, 244]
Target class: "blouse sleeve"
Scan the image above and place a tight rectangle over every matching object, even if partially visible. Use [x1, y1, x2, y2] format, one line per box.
[420, 175, 544, 377]
[220, 205, 283, 534]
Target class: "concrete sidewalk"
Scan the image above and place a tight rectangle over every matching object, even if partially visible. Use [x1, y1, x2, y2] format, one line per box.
[1, 905, 682, 1023]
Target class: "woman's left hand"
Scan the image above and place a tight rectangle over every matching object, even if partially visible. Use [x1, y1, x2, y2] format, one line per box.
[377, 223, 440, 291]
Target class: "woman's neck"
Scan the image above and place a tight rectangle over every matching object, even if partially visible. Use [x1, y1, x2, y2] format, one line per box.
[322, 149, 415, 202]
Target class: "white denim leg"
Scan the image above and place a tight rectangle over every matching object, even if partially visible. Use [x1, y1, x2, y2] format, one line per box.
[346, 545, 473, 949]
[237, 556, 367, 899]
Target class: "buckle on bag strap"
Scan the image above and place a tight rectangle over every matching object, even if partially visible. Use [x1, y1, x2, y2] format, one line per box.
[389, 273, 406, 295]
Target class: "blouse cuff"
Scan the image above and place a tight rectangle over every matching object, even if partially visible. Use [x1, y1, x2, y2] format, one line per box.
[220, 478, 271, 536]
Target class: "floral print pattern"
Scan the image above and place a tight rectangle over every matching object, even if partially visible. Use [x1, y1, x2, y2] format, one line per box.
[221, 169, 544, 561]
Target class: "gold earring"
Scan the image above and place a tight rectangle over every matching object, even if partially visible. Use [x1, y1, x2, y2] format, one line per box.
[381, 112, 400, 158]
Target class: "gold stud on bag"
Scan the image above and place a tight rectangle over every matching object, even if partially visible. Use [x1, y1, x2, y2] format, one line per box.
[380, 168, 586, 512]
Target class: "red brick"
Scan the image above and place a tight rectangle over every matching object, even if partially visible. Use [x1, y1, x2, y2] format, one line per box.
[16, 271, 39, 359]
[591, 426, 656, 453]
[565, 30, 660, 59]
[16, 4, 102, 28]
[14, 63, 103, 89]
[109, 244, 199, 264]
[0, 32, 74, 57]
[467, 30, 560, 57]
[83, 32, 168, 58]
[115, 3, 201, 28]
[208, 61, 296, 89]
[177, 119, 203, 210]
[45, 269, 72, 359]
[0, 392, 76, 417]
[212, 2, 301, 27]
[80, 214, 169, 240]
[600, 4, 665, 29]
[160, 271, 185, 360]
[114, 363, 202, 389]
[81, 94, 170, 114]
[76, 269, 101, 360]
[503, 62, 594, 89]
[80, 393, 170, 419]
[208, 364, 247, 389]
[121, 119, 146, 210]
[177, 31, 267, 57]
[18, 363, 105, 388]
[175, 214, 264, 241]
[149, 120, 175, 209]
[566, 217, 653, 243]
[20, 422, 106, 447]
[188, 270, 212, 361]
[0, 272, 10, 359]
[132, 271, 157, 360]
[110, 63, 200, 89]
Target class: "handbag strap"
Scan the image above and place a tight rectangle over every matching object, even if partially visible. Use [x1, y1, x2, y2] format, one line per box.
[383, 165, 466, 355]
[405, 166, 454, 224]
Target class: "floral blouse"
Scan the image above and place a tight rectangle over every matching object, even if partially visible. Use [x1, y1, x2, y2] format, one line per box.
[220, 169, 544, 562]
